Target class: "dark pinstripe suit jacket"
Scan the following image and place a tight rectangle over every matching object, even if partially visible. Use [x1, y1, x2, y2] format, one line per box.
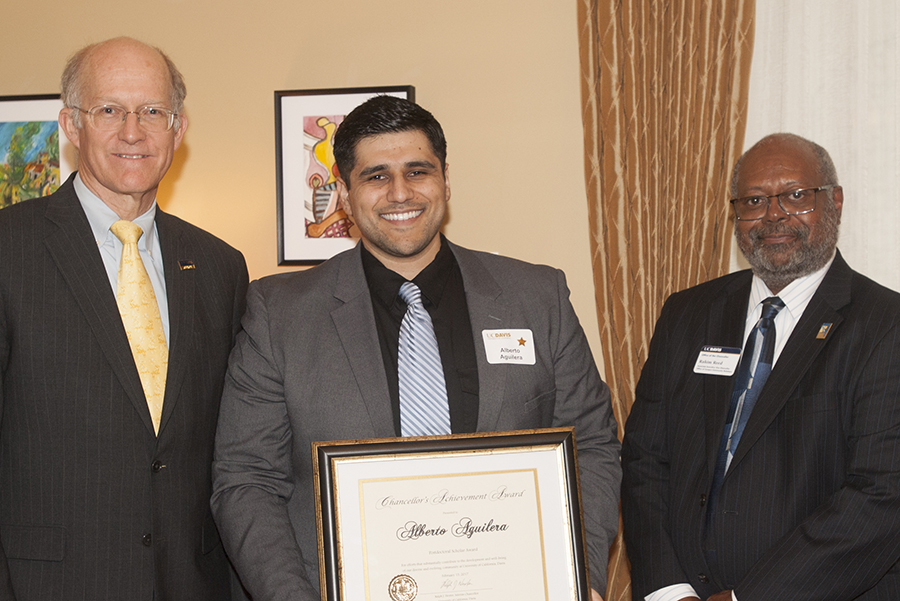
[0, 177, 248, 601]
[622, 252, 900, 601]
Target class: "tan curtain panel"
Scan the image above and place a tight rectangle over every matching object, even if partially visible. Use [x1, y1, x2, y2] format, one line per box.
[577, 1, 755, 599]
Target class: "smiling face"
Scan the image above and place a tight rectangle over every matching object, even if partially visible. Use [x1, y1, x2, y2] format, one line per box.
[733, 136, 843, 293]
[337, 129, 450, 279]
[59, 39, 187, 219]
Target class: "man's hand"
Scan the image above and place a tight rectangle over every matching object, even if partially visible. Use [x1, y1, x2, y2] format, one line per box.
[707, 591, 732, 601]
[591, 589, 603, 601]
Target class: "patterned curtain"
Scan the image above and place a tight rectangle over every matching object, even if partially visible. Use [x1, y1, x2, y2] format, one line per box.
[576, 1, 755, 599]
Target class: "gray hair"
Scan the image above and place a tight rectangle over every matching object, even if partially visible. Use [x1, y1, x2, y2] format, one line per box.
[730, 133, 839, 198]
[60, 37, 187, 129]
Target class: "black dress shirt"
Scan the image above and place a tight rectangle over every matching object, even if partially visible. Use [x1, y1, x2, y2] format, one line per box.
[361, 236, 479, 435]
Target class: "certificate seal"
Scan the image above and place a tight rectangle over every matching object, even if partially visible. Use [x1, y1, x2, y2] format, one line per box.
[388, 574, 417, 601]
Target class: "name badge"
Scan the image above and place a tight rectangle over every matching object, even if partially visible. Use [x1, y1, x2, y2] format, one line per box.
[482, 329, 536, 365]
[693, 346, 741, 376]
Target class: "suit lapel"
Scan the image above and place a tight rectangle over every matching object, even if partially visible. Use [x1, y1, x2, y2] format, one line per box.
[450, 244, 507, 432]
[331, 246, 395, 436]
[42, 181, 156, 435]
[729, 255, 851, 470]
[155, 211, 193, 435]
[703, 274, 752, 481]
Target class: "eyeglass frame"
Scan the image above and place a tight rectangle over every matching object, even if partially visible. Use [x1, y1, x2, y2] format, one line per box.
[729, 185, 837, 221]
[72, 104, 179, 132]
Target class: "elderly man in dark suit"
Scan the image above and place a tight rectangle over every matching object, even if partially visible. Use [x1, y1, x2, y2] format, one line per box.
[211, 95, 621, 601]
[0, 37, 248, 600]
[622, 133, 900, 601]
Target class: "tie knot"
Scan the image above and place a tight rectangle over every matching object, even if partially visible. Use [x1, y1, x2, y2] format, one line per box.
[111, 220, 144, 245]
[761, 296, 785, 320]
[399, 282, 423, 307]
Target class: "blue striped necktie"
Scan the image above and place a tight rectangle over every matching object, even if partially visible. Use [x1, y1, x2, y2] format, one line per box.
[397, 282, 451, 436]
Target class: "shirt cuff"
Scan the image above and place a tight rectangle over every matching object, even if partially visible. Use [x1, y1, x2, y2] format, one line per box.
[645, 583, 700, 601]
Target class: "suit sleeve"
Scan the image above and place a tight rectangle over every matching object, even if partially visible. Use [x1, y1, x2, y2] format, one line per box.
[549, 269, 622, 594]
[621, 295, 693, 598]
[211, 281, 319, 601]
[0, 287, 18, 600]
[735, 319, 900, 600]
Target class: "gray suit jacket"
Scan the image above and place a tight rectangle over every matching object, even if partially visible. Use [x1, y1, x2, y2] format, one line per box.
[0, 177, 249, 601]
[212, 241, 621, 600]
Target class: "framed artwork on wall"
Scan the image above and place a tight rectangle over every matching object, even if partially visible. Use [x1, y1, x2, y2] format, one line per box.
[0, 94, 75, 210]
[275, 85, 415, 265]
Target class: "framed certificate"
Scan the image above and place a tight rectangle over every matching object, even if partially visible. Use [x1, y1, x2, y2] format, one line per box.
[313, 428, 591, 601]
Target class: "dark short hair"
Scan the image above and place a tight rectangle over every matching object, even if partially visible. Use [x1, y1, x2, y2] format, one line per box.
[333, 95, 447, 182]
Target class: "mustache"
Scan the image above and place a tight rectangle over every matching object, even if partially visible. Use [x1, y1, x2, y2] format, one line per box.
[376, 203, 427, 214]
[748, 221, 809, 242]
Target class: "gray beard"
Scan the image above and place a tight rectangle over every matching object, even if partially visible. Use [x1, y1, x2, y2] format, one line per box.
[735, 199, 840, 292]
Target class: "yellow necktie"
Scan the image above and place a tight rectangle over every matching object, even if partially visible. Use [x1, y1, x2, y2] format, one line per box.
[110, 220, 168, 435]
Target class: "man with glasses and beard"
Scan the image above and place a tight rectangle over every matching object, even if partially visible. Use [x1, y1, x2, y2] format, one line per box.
[622, 133, 900, 601]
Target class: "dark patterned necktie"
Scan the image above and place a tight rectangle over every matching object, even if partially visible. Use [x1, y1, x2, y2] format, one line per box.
[711, 296, 785, 492]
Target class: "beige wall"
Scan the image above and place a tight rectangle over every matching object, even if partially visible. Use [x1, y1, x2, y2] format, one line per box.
[1, 0, 604, 366]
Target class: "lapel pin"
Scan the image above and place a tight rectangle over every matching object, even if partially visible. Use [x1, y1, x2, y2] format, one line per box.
[816, 323, 833, 339]
[179, 260, 195, 271]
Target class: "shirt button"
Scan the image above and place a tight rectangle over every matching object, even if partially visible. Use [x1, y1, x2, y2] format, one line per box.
[142, 533, 152, 547]
[698, 573, 710, 584]
[151, 461, 163, 473]
[700, 494, 707, 506]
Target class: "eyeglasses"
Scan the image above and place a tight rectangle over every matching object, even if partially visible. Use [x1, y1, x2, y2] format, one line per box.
[74, 105, 178, 132]
[730, 185, 836, 221]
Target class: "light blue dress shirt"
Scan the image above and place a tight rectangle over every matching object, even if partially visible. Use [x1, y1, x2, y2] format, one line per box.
[73, 173, 170, 344]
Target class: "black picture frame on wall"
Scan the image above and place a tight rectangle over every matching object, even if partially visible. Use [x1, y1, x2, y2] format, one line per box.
[274, 85, 415, 265]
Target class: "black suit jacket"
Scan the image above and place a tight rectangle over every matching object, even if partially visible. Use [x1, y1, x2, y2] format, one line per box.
[0, 177, 249, 601]
[622, 252, 900, 600]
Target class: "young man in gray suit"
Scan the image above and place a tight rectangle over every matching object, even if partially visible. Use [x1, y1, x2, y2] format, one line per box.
[0, 38, 248, 600]
[623, 134, 900, 601]
[212, 96, 620, 601]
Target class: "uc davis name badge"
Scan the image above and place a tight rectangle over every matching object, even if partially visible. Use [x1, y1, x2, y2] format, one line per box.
[693, 345, 742, 376]
[482, 329, 536, 365]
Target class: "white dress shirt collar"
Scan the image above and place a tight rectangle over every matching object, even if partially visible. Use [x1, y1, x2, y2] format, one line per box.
[745, 252, 836, 364]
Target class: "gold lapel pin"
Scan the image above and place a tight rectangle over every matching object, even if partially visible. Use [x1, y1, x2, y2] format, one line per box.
[816, 323, 833, 339]
[179, 260, 195, 271]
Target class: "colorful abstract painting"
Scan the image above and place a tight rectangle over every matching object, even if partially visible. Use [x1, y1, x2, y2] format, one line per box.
[0, 120, 61, 209]
[303, 114, 354, 239]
